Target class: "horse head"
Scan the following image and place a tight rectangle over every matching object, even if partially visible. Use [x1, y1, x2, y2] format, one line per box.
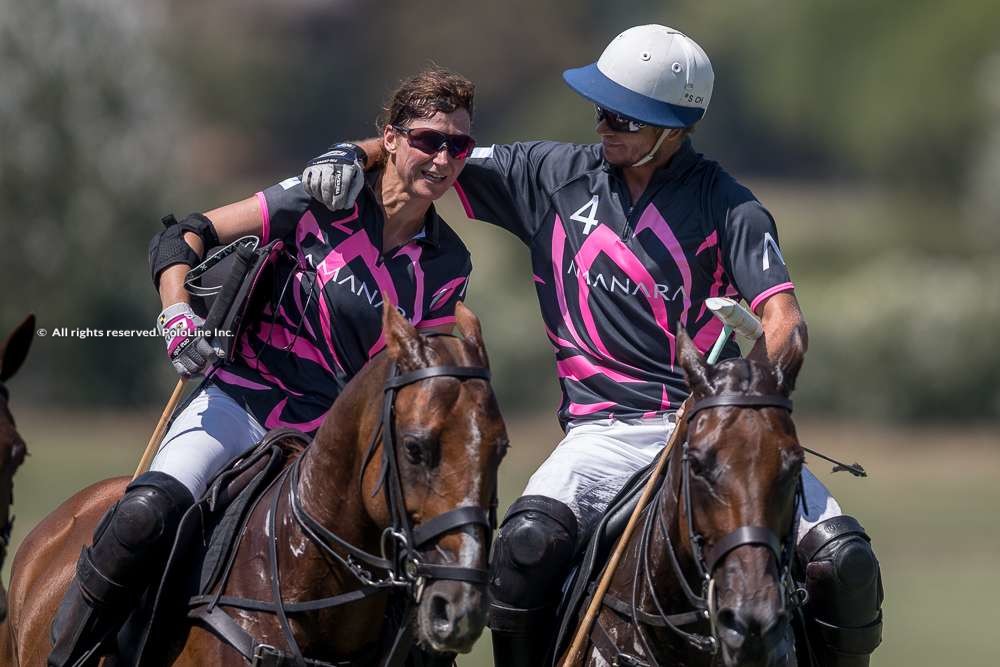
[364, 302, 508, 654]
[675, 327, 804, 667]
[0, 314, 34, 621]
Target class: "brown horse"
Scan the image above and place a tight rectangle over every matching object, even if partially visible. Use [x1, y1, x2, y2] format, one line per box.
[4, 303, 508, 666]
[0, 315, 34, 623]
[574, 328, 806, 667]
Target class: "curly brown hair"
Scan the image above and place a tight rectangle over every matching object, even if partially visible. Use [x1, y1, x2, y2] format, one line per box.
[376, 66, 475, 133]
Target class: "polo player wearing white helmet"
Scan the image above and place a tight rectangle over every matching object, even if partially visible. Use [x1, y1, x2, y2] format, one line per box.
[564, 23, 714, 167]
[301, 25, 883, 667]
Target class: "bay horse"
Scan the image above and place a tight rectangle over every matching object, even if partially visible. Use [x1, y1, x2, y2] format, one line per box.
[3, 303, 508, 665]
[0, 314, 34, 622]
[573, 327, 807, 667]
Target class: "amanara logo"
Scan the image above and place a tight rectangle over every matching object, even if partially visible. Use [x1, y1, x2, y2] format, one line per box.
[309, 259, 408, 317]
[566, 261, 685, 301]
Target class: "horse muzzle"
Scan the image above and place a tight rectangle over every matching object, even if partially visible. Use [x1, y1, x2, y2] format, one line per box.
[715, 602, 793, 667]
[417, 579, 487, 654]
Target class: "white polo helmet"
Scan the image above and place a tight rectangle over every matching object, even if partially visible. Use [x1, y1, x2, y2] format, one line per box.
[563, 24, 714, 128]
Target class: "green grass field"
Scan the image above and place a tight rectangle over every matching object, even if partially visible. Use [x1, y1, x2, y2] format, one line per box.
[5, 410, 997, 666]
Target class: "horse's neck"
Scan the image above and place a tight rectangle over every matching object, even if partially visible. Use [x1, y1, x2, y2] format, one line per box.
[296, 358, 387, 548]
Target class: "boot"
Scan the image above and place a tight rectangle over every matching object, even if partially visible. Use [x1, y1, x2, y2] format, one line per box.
[490, 602, 558, 667]
[49, 472, 193, 666]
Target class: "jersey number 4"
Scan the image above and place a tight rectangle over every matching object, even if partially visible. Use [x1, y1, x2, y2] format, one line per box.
[570, 195, 601, 235]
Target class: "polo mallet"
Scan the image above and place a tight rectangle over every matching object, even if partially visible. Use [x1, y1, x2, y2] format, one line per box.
[132, 240, 257, 480]
[559, 298, 763, 666]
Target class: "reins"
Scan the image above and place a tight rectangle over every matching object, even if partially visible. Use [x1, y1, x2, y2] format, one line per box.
[190, 348, 495, 667]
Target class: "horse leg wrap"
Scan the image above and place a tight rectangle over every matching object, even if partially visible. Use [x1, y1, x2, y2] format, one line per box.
[49, 472, 194, 666]
[488, 495, 578, 667]
[797, 515, 883, 666]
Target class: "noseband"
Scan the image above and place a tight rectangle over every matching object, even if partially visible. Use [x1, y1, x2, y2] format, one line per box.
[620, 393, 805, 662]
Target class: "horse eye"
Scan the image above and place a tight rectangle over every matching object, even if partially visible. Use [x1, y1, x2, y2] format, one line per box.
[688, 453, 715, 482]
[403, 437, 424, 465]
[780, 447, 804, 477]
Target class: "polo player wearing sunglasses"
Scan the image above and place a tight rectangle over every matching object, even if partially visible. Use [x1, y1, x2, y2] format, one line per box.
[303, 25, 884, 667]
[48, 68, 481, 666]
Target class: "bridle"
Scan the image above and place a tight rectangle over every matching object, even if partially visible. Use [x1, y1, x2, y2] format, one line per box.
[292, 360, 495, 588]
[190, 348, 496, 667]
[617, 393, 806, 664]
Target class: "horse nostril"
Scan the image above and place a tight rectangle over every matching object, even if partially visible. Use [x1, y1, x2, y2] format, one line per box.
[429, 593, 454, 637]
[716, 607, 746, 648]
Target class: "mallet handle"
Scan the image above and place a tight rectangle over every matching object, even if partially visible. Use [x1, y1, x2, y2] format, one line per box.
[132, 379, 185, 479]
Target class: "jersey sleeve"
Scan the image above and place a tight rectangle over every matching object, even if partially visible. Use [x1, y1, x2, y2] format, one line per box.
[256, 176, 313, 244]
[718, 197, 795, 314]
[454, 141, 601, 244]
[417, 256, 473, 330]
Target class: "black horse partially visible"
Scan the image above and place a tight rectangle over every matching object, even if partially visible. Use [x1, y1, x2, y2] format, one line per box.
[0, 315, 35, 621]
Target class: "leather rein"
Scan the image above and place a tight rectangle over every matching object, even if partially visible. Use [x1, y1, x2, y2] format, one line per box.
[190, 356, 495, 667]
[596, 393, 807, 665]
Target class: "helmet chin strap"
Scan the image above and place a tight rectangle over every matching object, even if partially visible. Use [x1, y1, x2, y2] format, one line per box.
[631, 128, 669, 167]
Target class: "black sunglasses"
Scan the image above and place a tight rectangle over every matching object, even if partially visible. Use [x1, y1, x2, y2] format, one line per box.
[595, 105, 646, 133]
[392, 125, 476, 160]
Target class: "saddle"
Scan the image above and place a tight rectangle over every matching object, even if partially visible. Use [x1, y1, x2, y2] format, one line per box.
[549, 460, 659, 666]
[110, 428, 310, 666]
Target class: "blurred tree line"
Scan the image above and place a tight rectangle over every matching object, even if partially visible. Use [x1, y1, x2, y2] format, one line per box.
[1, 0, 997, 421]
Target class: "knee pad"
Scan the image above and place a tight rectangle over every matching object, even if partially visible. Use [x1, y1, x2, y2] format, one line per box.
[489, 495, 578, 615]
[79, 473, 193, 604]
[112, 472, 195, 549]
[798, 516, 883, 658]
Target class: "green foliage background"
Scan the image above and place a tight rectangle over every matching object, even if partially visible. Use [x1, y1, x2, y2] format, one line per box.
[2, 0, 999, 421]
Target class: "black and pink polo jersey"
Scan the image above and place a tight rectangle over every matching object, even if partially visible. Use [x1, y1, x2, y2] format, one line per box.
[208, 174, 471, 435]
[453, 138, 794, 428]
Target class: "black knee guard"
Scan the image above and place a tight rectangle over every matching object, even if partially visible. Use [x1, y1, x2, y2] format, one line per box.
[798, 516, 883, 665]
[79, 471, 194, 606]
[488, 495, 578, 632]
[489, 496, 578, 667]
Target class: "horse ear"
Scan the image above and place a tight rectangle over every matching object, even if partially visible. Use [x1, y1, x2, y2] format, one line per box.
[676, 326, 710, 395]
[454, 302, 489, 367]
[382, 302, 426, 370]
[0, 314, 35, 382]
[774, 325, 806, 396]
